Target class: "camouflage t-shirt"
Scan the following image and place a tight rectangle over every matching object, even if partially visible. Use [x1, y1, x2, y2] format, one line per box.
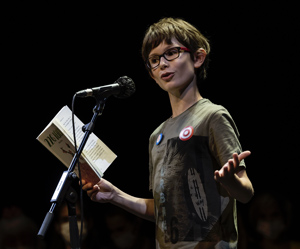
[149, 99, 245, 249]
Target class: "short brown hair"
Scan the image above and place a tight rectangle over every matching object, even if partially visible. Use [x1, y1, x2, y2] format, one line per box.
[142, 17, 211, 82]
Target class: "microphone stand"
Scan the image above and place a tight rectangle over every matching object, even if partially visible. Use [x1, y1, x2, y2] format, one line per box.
[37, 97, 107, 249]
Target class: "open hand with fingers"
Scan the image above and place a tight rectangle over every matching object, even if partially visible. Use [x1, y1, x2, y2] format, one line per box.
[214, 151, 254, 203]
[214, 151, 251, 184]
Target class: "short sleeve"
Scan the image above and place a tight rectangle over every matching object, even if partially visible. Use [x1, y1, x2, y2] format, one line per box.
[208, 109, 245, 169]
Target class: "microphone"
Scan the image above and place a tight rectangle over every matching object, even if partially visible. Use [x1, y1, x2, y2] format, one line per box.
[76, 76, 135, 99]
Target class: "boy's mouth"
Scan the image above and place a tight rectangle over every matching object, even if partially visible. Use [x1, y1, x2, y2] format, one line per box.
[161, 72, 174, 80]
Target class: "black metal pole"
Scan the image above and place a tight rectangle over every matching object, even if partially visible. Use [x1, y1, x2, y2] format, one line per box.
[37, 98, 107, 249]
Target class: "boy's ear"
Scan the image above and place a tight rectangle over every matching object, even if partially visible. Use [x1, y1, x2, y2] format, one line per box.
[193, 48, 207, 69]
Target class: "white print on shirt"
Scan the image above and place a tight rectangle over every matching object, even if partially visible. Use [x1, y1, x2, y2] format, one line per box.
[187, 167, 208, 221]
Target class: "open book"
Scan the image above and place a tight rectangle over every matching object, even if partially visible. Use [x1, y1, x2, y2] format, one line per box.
[37, 106, 117, 185]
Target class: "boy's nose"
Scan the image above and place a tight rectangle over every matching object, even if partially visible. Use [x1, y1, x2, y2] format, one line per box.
[159, 57, 169, 69]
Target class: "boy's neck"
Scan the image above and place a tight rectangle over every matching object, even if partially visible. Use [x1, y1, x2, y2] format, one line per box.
[168, 82, 203, 118]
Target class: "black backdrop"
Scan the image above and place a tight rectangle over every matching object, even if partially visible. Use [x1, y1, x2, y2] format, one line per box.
[2, 1, 299, 241]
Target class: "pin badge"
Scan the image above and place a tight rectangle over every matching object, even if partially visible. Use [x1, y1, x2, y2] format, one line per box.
[179, 126, 194, 141]
[156, 133, 163, 145]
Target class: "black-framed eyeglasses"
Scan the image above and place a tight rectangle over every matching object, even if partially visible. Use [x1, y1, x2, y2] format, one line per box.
[145, 47, 191, 70]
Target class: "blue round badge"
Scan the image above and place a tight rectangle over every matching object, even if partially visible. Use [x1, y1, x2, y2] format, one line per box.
[156, 133, 163, 145]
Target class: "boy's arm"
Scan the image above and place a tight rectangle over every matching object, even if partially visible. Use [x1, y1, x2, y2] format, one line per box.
[82, 178, 155, 222]
[214, 151, 254, 203]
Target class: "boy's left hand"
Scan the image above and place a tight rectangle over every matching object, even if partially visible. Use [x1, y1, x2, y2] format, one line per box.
[214, 151, 251, 185]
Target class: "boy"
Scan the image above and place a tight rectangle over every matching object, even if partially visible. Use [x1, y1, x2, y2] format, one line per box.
[82, 17, 254, 248]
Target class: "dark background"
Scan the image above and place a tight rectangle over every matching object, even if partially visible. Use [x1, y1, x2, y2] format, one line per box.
[2, 1, 299, 243]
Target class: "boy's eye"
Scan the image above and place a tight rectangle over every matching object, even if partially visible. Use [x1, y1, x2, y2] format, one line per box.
[149, 57, 159, 64]
[165, 48, 178, 57]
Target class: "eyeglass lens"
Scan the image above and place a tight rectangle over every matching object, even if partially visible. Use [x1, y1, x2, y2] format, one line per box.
[148, 47, 181, 69]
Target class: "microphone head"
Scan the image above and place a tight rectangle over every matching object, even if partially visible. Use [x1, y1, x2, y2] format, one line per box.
[114, 76, 135, 99]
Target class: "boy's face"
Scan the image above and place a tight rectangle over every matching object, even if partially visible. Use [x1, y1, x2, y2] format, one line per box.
[149, 38, 203, 95]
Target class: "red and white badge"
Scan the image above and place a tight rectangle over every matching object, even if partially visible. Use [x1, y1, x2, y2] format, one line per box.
[179, 126, 194, 141]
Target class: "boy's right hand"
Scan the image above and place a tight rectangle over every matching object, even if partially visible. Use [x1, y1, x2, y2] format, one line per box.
[81, 178, 115, 203]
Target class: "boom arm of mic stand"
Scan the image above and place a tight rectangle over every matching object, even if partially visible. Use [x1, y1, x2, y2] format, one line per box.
[37, 98, 106, 242]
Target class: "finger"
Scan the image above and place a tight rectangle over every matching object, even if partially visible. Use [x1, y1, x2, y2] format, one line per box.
[87, 188, 98, 198]
[238, 151, 251, 161]
[87, 185, 100, 194]
[223, 164, 230, 177]
[232, 153, 239, 166]
[90, 190, 100, 201]
[93, 185, 100, 191]
[79, 179, 86, 186]
[82, 182, 94, 191]
[214, 170, 221, 181]
[228, 159, 234, 169]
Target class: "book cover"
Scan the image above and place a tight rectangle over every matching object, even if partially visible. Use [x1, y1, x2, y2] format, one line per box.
[37, 106, 117, 185]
